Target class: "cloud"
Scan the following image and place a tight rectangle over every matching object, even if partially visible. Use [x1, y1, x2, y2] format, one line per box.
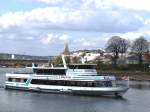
[0, 0, 150, 55]
[72, 36, 109, 50]
[111, 0, 150, 11]
[40, 33, 54, 44]
[33, 0, 150, 12]
[40, 33, 71, 45]
[0, 2, 144, 33]
[108, 19, 150, 42]
[34, 0, 64, 5]
[59, 34, 71, 41]
[33, 0, 81, 8]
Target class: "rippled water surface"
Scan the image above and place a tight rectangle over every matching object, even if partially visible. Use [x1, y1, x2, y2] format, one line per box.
[0, 68, 150, 112]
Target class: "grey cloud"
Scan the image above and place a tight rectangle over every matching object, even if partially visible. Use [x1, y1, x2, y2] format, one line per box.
[20, 9, 143, 33]
[0, 0, 148, 55]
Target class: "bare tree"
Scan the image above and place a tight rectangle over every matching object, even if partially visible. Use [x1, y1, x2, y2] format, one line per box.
[119, 38, 130, 63]
[105, 36, 121, 66]
[105, 36, 129, 66]
[120, 38, 130, 55]
[131, 36, 149, 65]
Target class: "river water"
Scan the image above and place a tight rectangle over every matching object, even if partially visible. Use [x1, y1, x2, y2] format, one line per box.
[0, 68, 150, 112]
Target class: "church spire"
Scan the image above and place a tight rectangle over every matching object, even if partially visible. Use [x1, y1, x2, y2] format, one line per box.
[62, 43, 70, 55]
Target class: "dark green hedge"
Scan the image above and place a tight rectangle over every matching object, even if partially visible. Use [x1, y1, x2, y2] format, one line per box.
[96, 63, 150, 72]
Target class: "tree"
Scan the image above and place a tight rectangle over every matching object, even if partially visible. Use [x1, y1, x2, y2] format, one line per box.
[131, 36, 149, 65]
[52, 56, 63, 66]
[65, 56, 71, 64]
[52, 55, 72, 66]
[105, 36, 129, 67]
[119, 38, 130, 55]
[119, 38, 130, 64]
[71, 56, 80, 63]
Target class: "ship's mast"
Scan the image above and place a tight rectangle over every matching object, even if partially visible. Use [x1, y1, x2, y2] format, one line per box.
[61, 55, 67, 69]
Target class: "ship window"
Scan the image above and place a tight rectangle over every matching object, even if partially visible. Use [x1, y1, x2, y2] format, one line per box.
[20, 79, 24, 83]
[12, 78, 16, 82]
[16, 78, 20, 82]
[103, 81, 112, 87]
[8, 78, 12, 82]
[20, 79, 27, 83]
[7, 78, 27, 83]
[24, 79, 27, 82]
[87, 82, 93, 87]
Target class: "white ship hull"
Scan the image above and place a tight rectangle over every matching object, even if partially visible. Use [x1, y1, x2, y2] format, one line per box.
[5, 83, 129, 97]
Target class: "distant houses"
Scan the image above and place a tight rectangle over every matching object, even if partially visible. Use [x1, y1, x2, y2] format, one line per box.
[70, 48, 150, 65]
[0, 41, 149, 67]
[71, 49, 104, 61]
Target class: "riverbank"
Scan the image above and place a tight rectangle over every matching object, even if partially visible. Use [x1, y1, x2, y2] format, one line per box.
[97, 70, 150, 81]
[1, 68, 150, 81]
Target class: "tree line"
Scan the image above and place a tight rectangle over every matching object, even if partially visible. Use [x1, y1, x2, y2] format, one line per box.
[105, 36, 149, 66]
[51, 36, 149, 70]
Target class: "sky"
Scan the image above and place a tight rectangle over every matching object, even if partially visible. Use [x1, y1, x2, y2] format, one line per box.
[0, 0, 150, 56]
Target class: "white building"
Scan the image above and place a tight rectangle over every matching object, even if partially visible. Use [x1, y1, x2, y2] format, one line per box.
[11, 54, 15, 59]
[84, 53, 100, 61]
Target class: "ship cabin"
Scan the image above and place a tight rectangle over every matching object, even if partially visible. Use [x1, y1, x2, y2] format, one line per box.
[6, 74, 29, 84]
[29, 64, 114, 87]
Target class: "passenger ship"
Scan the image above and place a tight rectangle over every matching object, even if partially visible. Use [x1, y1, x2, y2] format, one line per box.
[5, 55, 129, 96]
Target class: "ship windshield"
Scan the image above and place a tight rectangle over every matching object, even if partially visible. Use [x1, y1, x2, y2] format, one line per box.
[68, 64, 96, 69]
[33, 68, 66, 75]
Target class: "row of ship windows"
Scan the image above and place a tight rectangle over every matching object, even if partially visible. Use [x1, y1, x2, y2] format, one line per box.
[31, 79, 113, 87]
[7, 78, 113, 87]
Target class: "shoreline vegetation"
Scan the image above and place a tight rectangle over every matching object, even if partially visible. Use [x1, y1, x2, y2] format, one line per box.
[96, 64, 150, 81]
[97, 70, 150, 81]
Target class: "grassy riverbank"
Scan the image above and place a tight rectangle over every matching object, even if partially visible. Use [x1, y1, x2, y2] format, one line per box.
[96, 63, 150, 81]
[97, 70, 150, 81]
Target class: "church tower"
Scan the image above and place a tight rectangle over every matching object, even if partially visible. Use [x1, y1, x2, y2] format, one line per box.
[62, 43, 70, 55]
